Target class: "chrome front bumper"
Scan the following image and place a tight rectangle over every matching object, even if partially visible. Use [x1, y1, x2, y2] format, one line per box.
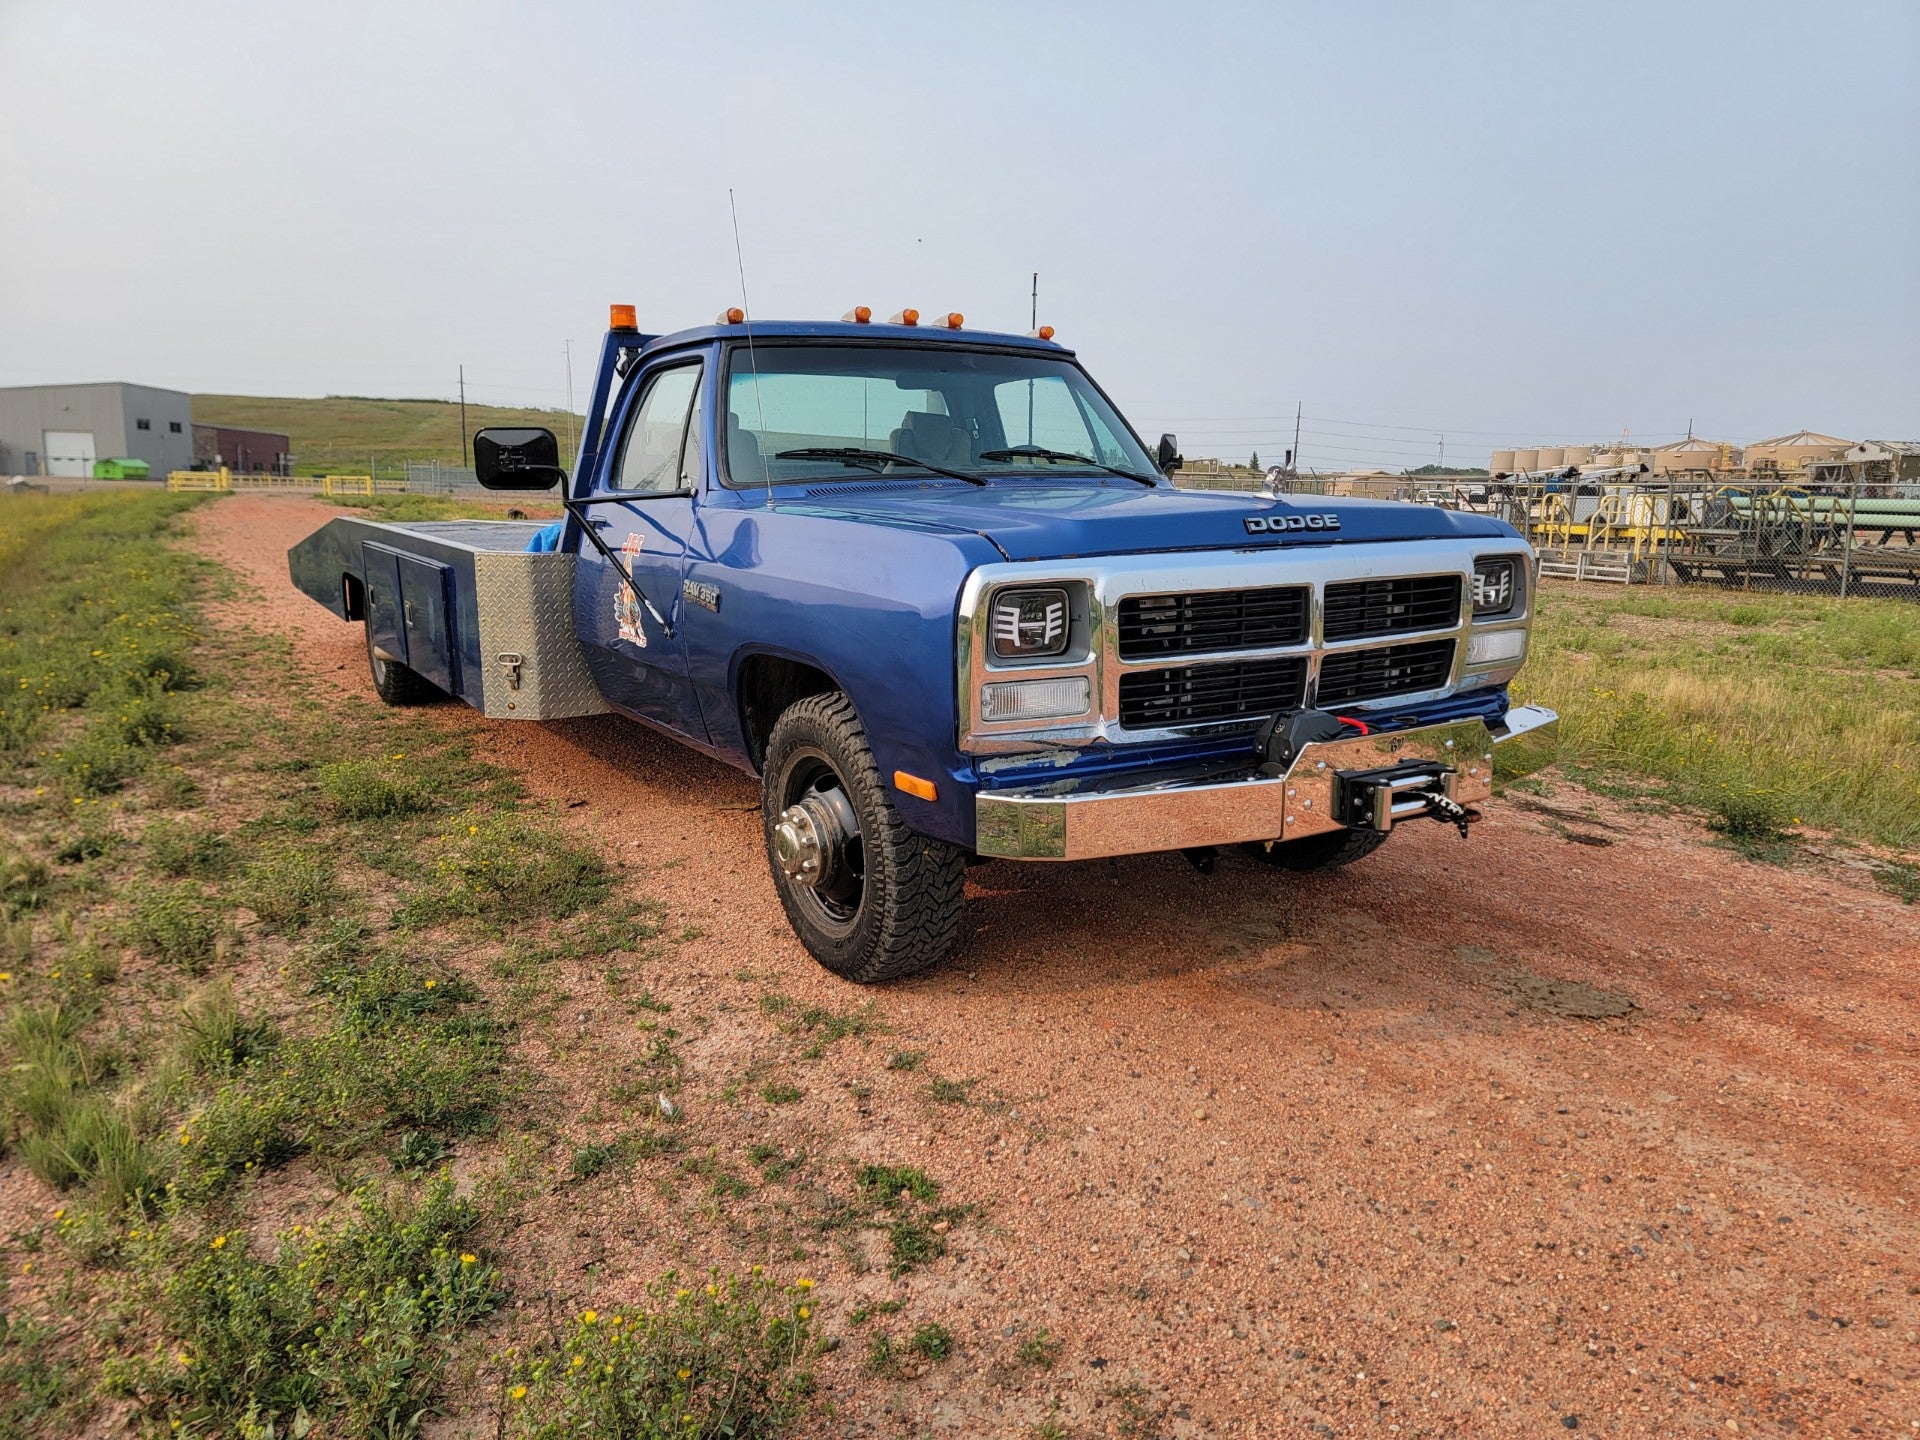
[973, 705, 1559, 860]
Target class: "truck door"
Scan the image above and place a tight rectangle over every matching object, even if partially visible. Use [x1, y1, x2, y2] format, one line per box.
[573, 358, 711, 743]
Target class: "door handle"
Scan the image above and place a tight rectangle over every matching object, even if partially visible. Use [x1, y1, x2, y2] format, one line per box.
[588, 518, 612, 530]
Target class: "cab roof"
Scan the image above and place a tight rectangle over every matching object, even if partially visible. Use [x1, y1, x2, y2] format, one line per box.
[635, 319, 1074, 357]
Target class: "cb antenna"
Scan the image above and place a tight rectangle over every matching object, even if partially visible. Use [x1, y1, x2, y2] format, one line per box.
[729, 189, 772, 510]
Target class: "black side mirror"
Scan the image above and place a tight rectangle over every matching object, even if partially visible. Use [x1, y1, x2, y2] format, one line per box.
[1156, 433, 1182, 474]
[473, 427, 565, 490]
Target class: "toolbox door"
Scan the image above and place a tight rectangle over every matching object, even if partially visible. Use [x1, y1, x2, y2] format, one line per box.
[362, 543, 406, 663]
[396, 553, 456, 694]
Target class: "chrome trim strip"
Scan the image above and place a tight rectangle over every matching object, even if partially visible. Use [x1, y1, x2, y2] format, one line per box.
[973, 705, 1559, 860]
[957, 540, 1535, 753]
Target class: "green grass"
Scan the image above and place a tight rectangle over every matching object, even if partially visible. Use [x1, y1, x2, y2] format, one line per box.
[1518, 585, 1920, 851]
[0, 492, 554, 1431]
[191, 393, 583, 476]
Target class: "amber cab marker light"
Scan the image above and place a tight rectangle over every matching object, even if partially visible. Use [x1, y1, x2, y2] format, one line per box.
[609, 304, 639, 331]
[842, 306, 872, 324]
[889, 308, 920, 326]
[893, 771, 938, 803]
[717, 306, 746, 325]
[1033, 324, 1055, 341]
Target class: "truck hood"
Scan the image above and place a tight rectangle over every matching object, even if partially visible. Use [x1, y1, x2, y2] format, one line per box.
[778, 480, 1515, 562]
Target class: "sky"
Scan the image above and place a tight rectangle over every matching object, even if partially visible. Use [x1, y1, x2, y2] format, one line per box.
[2, 0, 1915, 470]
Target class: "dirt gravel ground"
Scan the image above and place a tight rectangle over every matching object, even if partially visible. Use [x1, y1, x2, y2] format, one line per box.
[196, 495, 1918, 1438]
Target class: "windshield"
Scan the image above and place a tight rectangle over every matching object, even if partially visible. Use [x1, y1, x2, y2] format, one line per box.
[720, 343, 1156, 487]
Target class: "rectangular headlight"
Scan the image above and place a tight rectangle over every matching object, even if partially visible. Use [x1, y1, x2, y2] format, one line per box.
[990, 587, 1070, 660]
[1472, 558, 1519, 617]
[980, 676, 1091, 723]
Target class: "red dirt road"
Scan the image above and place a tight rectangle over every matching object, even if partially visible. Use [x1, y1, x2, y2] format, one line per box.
[200, 495, 1919, 1438]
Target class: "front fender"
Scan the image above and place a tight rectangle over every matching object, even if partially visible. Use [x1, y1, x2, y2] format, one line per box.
[685, 505, 1001, 848]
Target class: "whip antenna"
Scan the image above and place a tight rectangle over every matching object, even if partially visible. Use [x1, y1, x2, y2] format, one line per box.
[729, 189, 772, 510]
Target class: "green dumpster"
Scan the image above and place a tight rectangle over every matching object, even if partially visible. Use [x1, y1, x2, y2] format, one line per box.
[92, 458, 152, 479]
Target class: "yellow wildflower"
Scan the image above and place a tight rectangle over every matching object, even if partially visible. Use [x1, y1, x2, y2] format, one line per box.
[570, 1355, 584, 1370]
[798, 1306, 810, 1320]
[209, 1235, 227, 1249]
[678, 1368, 691, 1380]
[795, 1277, 815, 1290]
[510, 1385, 528, 1401]
[460, 1253, 477, 1266]
[582, 1309, 598, 1324]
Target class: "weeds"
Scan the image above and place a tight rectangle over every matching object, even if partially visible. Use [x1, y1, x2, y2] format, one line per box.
[119, 1177, 499, 1432]
[910, 1322, 953, 1362]
[143, 817, 237, 879]
[121, 882, 224, 970]
[925, 1075, 975, 1104]
[884, 1049, 925, 1072]
[177, 980, 276, 1074]
[760, 1081, 802, 1106]
[317, 757, 435, 820]
[239, 845, 337, 932]
[1017, 1329, 1061, 1368]
[503, 1271, 813, 1438]
[412, 813, 612, 926]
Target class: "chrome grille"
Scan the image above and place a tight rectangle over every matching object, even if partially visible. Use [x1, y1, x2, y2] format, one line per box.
[1323, 575, 1461, 641]
[1118, 656, 1308, 730]
[1116, 585, 1309, 660]
[1316, 639, 1456, 707]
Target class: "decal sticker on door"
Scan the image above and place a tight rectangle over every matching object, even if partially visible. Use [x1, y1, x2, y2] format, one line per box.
[613, 532, 648, 647]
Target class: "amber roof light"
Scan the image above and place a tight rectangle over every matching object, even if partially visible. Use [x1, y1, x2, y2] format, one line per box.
[609, 304, 638, 330]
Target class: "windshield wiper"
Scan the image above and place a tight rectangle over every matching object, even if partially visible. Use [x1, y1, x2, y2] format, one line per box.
[774, 447, 987, 487]
[977, 445, 1157, 487]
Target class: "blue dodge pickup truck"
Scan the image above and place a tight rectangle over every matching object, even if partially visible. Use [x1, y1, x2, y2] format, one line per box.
[290, 305, 1556, 982]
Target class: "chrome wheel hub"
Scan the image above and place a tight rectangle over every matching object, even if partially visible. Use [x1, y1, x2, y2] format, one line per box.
[773, 787, 859, 891]
[774, 804, 826, 885]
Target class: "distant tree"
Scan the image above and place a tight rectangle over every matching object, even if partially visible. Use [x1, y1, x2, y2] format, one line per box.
[1249, 451, 1260, 470]
[1405, 464, 1492, 477]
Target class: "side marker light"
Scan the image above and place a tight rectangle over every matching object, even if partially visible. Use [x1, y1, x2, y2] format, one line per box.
[893, 771, 938, 802]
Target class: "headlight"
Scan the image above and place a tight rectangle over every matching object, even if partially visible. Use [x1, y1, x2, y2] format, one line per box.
[990, 587, 1070, 660]
[1472, 558, 1519, 617]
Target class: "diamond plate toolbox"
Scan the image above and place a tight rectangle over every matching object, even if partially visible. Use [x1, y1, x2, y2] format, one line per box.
[471, 551, 610, 719]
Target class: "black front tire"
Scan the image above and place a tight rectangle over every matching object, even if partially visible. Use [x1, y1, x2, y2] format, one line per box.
[365, 621, 439, 706]
[762, 693, 965, 983]
[1244, 827, 1390, 872]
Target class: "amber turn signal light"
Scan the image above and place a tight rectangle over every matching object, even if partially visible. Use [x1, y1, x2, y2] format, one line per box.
[893, 771, 938, 802]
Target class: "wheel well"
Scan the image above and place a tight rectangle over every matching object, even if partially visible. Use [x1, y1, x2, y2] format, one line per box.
[341, 572, 366, 621]
[738, 655, 838, 770]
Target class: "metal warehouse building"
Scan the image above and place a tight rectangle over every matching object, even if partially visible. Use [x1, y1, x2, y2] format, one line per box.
[0, 382, 195, 477]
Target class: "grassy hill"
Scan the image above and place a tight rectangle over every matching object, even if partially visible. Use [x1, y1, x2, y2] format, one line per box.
[191, 394, 585, 476]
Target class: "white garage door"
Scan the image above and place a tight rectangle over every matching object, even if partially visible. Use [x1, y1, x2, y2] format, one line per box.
[44, 430, 96, 477]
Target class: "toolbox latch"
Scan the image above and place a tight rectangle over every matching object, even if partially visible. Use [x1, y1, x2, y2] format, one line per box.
[497, 652, 524, 690]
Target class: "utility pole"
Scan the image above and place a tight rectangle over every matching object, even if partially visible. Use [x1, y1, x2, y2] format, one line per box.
[1291, 402, 1303, 474]
[1439, 434, 1446, 470]
[459, 365, 469, 467]
[564, 341, 576, 461]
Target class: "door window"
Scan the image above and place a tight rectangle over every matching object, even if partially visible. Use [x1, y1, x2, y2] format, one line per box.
[612, 363, 704, 492]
